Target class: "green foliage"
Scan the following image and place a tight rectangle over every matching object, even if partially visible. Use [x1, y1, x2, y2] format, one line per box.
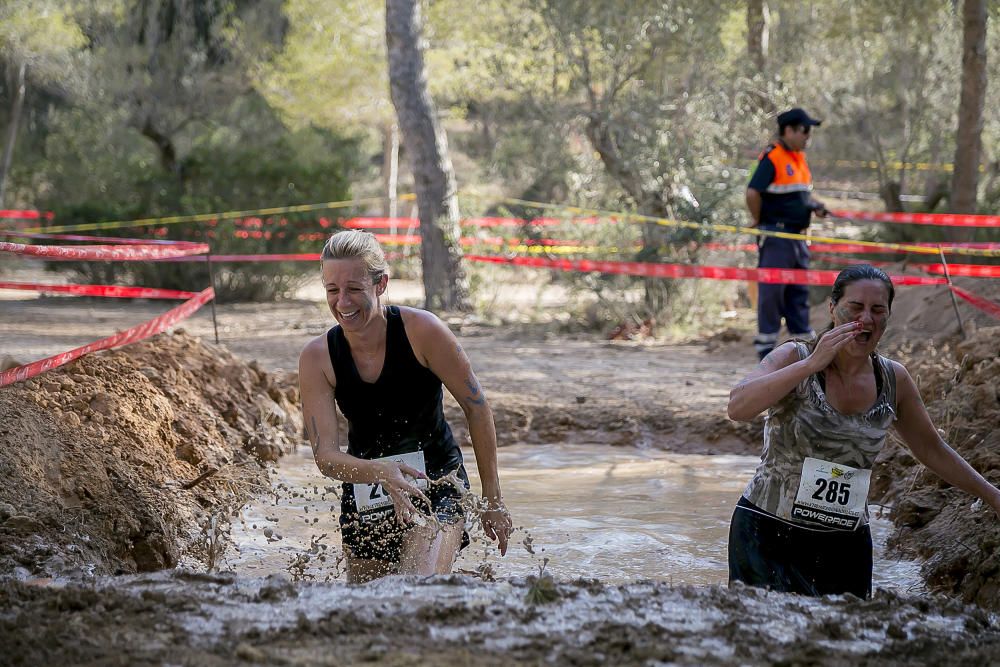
[257, 0, 391, 132]
[41, 95, 365, 301]
[0, 1, 88, 81]
[5, 0, 999, 321]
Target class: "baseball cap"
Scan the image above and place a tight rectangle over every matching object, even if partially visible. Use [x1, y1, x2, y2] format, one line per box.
[777, 108, 822, 128]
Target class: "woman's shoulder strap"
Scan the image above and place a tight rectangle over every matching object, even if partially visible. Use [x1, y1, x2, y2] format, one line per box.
[325, 325, 344, 366]
[876, 352, 898, 408]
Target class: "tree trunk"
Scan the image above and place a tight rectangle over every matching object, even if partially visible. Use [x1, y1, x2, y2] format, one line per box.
[950, 0, 987, 216]
[879, 181, 904, 214]
[0, 62, 27, 208]
[385, 0, 469, 312]
[140, 116, 179, 176]
[585, 114, 674, 314]
[382, 121, 400, 220]
[745, 1, 774, 115]
[747, 0, 769, 73]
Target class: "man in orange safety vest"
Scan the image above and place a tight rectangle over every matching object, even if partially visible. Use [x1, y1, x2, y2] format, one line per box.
[746, 108, 829, 360]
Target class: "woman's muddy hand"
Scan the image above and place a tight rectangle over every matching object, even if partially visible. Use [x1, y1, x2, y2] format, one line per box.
[377, 462, 432, 526]
[807, 321, 861, 371]
[481, 500, 512, 556]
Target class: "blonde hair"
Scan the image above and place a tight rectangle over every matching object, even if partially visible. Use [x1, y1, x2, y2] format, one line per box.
[321, 230, 388, 283]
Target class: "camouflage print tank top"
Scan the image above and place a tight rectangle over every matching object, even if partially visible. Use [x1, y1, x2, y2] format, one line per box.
[742, 342, 897, 530]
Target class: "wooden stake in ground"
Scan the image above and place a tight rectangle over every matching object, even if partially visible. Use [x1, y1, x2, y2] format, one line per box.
[206, 250, 220, 344]
[938, 245, 966, 339]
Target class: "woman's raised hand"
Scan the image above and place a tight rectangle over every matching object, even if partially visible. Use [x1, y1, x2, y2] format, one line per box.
[376, 461, 432, 526]
[808, 321, 861, 371]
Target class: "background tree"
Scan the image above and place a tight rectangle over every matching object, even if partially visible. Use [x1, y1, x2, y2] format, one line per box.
[747, 0, 770, 73]
[257, 0, 403, 216]
[0, 0, 88, 206]
[951, 0, 988, 216]
[82, 0, 286, 190]
[385, 0, 469, 311]
[485, 0, 751, 314]
[3, 0, 999, 311]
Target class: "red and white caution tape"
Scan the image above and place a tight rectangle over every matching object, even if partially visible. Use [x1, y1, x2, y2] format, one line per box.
[463, 254, 948, 286]
[0, 241, 209, 261]
[153, 252, 323, 262]
[703, 241, 1000, 255]
[0, 229, 204, 246]
[948, 285, 1000, 319]
[921, 263, 1000, 278]
[342, 216, 609, 229]
[0, 281, 197, 299]
[153, 252, 413, 263]
[832, 210, 1000, 228]
[0, 287, 215, 387]
[0, 209, 54, 221]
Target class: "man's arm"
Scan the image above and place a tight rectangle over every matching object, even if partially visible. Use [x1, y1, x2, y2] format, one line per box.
[746, 188, 763, 227]
[746, 154, 775, 228]
[808, 197, 828, 217]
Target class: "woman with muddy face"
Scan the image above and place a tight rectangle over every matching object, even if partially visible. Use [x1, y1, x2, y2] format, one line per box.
[298, 230, 512, 582]
[726, 264, 1000, 598]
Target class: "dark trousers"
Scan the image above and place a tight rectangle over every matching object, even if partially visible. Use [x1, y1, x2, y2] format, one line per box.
[755, 237, 812, 359]
[728, 497, 873, 599]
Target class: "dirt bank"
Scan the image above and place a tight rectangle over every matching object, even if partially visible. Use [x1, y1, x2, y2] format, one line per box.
[2, 571, 998, 666]
[446, 327, 761, 455]
[2, 294, 763, 456]
[0, 331, 301, 577]
[872, 326, 1000, 610]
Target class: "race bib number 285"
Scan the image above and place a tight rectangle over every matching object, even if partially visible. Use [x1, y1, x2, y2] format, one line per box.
[792, 457, 871, 530]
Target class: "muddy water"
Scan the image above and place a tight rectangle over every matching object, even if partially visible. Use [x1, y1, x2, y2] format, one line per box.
[228, 444, 923, 592]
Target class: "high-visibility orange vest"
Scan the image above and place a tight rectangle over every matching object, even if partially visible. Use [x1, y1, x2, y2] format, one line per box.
[761, 143, 813, 195]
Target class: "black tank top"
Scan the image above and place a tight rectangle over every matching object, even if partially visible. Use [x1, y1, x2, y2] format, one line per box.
[326, 306, 464, 480]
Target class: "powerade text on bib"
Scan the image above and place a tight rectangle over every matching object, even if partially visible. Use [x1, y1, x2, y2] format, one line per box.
[792, 457, 871, 530]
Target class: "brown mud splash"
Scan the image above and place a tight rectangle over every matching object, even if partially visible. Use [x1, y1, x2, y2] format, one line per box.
[873, 325, 1000, 609]
[2, 571, 998, 666]
[0, 331, 300, 577]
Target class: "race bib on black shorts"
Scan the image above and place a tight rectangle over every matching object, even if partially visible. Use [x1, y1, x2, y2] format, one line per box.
[792, 457, 871, 530]
[353, 451, 428, 522]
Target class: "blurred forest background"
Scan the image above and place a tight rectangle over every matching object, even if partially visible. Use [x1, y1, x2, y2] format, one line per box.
[1, 0, 998, 315]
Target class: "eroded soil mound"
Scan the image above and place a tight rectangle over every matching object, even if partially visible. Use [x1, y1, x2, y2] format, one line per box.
[448, 390, 760, 454]
[2, 572, 998, 666]
[444, 335, 759, 455]
[879, 276, 1000, 345]
[872, 325, 1000, 609]
[0, 331, 301, 577]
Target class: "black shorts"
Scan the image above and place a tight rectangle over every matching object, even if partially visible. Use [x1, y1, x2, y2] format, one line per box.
[728, 496, 873, 599]
[339, 471, 470, 562]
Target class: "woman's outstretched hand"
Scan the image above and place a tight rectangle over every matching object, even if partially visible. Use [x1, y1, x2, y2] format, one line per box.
[376, 461, 432, 526]
[481, 499, 512, 555]
[807, 321, 861, 371]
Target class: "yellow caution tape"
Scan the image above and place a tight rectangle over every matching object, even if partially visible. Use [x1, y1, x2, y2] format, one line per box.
[467, 194, 1000, 258]
[23, 195, 416, 234]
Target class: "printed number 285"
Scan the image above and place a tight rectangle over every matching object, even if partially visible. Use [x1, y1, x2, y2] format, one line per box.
[812, 478, 851, 505]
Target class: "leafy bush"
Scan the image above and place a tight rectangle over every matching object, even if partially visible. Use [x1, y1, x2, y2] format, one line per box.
[40, 98, 366, 301]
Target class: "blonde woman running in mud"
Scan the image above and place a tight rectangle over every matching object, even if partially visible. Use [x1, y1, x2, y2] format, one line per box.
[727, 264, 1000, 599]
[299, 230, 512, 583]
